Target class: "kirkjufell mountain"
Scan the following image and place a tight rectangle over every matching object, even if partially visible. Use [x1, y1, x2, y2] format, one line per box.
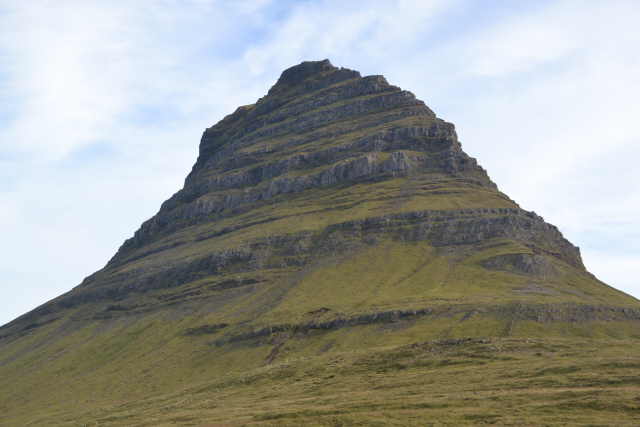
[2, 60, 639, 426]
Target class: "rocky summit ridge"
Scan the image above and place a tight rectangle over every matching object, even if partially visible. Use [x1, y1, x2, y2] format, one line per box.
[1, 60, 639, 425]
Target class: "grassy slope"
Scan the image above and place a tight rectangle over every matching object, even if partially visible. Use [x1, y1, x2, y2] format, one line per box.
[2, 66, 639, 425]
[1, 183, 636, 425]
[2, 316, 640, 425]
[1, 235, 638, 425]
[84, 337, 640, 426]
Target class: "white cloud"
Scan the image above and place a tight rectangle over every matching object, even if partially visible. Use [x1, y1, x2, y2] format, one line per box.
[243, 0, 452, 77]
[583, 251, 640, 298]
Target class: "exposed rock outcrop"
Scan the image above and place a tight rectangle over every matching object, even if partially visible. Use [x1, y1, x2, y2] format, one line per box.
[1, 59, 635, 342]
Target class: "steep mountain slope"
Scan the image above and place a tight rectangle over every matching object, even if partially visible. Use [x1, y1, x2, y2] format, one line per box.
[1, 60, 638, 426]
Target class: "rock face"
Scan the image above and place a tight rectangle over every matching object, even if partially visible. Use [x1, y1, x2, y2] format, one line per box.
[112, 60, 491, 260]
[0, 61, 638, 423]
[2, 59, 636, 334]
[3, 58, 637, 333]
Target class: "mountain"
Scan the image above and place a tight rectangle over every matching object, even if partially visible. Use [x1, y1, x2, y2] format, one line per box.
[1, 60, 639, 426]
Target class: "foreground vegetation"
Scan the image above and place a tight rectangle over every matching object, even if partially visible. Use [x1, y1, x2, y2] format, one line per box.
[2, 322, 640, 425]
[83, 338, 640, 426]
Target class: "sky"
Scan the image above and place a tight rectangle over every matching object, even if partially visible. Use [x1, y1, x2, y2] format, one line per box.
[1, 0, 639, 327]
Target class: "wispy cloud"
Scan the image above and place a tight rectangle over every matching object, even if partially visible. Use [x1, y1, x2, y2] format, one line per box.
[1, 0, 638, 325]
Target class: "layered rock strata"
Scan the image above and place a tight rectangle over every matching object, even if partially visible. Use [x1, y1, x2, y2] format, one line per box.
[1, 60, 637, 342]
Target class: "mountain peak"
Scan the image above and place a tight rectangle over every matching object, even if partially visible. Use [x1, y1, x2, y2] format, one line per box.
[5, 59, 631, 328]
[276, 59, 337, 85]
[2, 60, 639, 425]
[267, 58, 361, 95]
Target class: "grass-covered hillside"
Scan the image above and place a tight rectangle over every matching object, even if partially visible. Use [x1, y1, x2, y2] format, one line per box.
[1, 60, 638, 426]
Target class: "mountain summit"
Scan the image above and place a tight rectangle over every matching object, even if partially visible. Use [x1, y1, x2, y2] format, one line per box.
[2, 60, 639, 425]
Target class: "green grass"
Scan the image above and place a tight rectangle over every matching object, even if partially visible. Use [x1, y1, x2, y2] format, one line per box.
[3, 329, 640, 426]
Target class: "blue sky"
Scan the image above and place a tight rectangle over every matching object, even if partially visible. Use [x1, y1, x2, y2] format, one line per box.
[1, 0, 639, 326]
